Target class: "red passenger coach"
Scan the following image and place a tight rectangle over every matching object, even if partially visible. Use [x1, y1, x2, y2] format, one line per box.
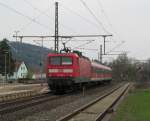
[46, 52, 112, 92]
[91, 62, 112, 82]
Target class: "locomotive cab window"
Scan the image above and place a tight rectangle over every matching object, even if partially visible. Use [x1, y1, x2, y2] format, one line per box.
[50, 56, 72, 65]
[50, 57, 61, 65]
[62, 57, 72, 65]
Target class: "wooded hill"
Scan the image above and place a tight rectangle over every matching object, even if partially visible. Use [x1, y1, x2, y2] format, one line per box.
[9, 41, 54, 71]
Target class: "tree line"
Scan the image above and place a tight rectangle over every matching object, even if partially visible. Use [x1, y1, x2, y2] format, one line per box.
[109, 53, 150, 83]
[0, 39, 15, 76]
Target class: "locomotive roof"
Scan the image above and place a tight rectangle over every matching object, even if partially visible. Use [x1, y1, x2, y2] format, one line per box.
[47, 53, 111, 70]
[48, 53, 91, 60]
[48, 53, 79, 57]
[91, 61, 112, 71]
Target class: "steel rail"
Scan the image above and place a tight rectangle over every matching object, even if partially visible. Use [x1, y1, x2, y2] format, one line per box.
[95, 83, 130, 121]
[0, 92, 50, 108]
[0, 93, 60, 114]
[57, 83, 129, 121]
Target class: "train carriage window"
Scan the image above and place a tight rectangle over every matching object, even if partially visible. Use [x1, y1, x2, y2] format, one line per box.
[98, 69, 102, 73]
[103, 69, 106, 74]
[50, 57, 61, 65]
[62, 57, 72, 65]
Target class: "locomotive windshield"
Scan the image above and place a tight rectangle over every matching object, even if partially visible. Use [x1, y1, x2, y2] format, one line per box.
[62, 57, 72, 65]
[50, 57, 61, 65]
[50, 56, 72, 65]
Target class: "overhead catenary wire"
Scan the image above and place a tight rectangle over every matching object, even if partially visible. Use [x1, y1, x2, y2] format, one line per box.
[80, 0, 110, 34]
[7, 0, 116, 58]
[61, 3, 100, 30]
[19, 8, 53, 31]
[59, 37, 95, 50]
[32, 39, 94, 42]
[13, 34, 112, 38]
[96, 0, 113, 30]
[0, 1, 50, 30]
[23, 0, 50, 17]
[23, 0, 78, 34]
[75, 47, 98, 51]
[96, 0, 124, 42]
[106, 41, 125, 54]
[96, 0, 126, 56]
[73, 40, 94, 49]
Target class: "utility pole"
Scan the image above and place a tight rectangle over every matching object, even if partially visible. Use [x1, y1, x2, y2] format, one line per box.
[98, 52, 100, 61]
[19, 36, 23, 43]
[102, 35, 112, 55]
[4, 52, 8, 83]
[100, 45, 102, 63]
[40, 37, 44, 80]
[14, 31, 19, 81]
[8, 50, 11, 81]
[55, 2, 59, 53]
[14, 31, 20, 42]
[33, 39, 44, 80]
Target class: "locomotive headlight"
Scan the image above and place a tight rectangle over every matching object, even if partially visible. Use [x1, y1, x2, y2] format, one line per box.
[63, 69, 73, 73]
[49, 69, 58, 73]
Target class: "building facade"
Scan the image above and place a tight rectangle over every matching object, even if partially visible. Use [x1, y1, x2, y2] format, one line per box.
[10, 61, 28, 80]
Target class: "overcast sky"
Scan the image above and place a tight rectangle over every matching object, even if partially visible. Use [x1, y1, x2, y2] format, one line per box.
[0, 0, 149, 61]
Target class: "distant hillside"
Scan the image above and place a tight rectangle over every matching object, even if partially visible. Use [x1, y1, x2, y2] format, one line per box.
[9, 41, 54, 71]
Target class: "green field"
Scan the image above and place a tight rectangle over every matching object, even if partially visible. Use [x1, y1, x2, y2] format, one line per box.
[113, 88, 150, 121]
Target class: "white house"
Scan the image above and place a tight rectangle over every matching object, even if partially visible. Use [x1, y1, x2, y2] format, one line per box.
[10, 61, 28, 80]
[0, 74, 4, 83]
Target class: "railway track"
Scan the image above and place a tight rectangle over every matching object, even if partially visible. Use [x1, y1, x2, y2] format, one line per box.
[0, 92, 61, 115]
[0, 83, 114, 116]
[57, 83, 130, 121]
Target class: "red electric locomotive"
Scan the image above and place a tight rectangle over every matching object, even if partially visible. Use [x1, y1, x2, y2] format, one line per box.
[46, 51, 112, 92]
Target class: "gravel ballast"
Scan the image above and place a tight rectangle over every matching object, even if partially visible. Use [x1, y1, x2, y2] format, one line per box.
[0, 83, 119, 121]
